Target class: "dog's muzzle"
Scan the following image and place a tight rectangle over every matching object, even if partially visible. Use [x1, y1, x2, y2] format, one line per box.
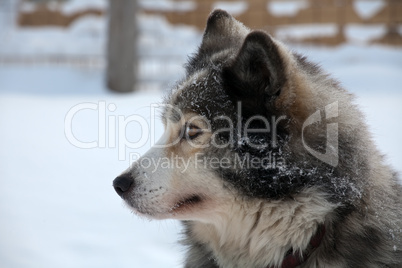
[113, 173, 134, 197]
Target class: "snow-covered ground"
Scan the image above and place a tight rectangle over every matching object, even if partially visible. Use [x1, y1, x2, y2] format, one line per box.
[0, 2, 401, 267]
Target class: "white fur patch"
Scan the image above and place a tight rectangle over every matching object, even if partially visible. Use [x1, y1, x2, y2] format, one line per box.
[189, 188, 336, 267]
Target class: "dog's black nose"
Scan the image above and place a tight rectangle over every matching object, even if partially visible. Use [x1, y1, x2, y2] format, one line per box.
[113, 173, 134, 197]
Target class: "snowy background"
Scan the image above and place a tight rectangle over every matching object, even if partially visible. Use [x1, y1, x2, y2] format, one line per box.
[0, 0, 401, 267]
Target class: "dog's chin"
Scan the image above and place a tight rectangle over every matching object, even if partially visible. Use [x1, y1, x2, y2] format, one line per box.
[170, 195, 203, 213]
[124, 202, 168, 220]
[124, 195, 204, 220]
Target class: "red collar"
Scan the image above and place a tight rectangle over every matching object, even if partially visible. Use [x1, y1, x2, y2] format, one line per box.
[268, 225, 326, 268]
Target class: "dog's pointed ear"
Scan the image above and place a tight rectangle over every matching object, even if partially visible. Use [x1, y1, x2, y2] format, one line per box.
[186, 10, 249, 75]
[222, 31, 287, 114]
[200, 9, 248, 54]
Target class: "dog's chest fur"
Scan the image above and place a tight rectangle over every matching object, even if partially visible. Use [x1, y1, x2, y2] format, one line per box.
[185, 190, 335, 268]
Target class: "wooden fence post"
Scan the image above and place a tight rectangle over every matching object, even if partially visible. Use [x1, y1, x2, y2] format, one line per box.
[107, 0, 138, 93]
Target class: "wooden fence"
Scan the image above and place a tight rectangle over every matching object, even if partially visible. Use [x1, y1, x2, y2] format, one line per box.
[17, 0, 402, 46]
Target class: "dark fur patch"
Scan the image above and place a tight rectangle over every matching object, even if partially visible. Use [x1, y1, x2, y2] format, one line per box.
[222, 31, 287, 118]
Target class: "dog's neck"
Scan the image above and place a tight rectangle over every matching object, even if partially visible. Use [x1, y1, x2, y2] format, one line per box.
[266, 224, 326, 268]
[190, 190, 334, 267]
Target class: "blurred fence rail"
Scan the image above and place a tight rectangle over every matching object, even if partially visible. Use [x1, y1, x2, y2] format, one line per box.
[0, 55, 106, 68]
[17, 0, 402, 46]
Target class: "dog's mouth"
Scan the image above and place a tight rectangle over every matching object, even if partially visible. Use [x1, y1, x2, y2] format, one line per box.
[170, 195, 203, 212]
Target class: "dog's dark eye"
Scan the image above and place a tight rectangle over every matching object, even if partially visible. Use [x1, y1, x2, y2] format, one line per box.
[185, 124, 202, 140]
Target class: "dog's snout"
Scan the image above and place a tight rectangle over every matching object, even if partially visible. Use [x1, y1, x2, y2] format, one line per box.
[113, 173, 134, 197]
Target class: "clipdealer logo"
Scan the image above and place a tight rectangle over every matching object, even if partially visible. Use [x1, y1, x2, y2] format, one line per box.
[302, 101, 339, 167]
[64, 101, 339, 167]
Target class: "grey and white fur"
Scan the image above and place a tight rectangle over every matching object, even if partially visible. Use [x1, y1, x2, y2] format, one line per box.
[113, 10, 402, 268]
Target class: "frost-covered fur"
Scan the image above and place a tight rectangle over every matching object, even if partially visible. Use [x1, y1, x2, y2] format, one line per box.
[113, 10, 402, 268]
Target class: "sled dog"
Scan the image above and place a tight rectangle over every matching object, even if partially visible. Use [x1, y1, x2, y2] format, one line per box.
[113, 10, 402, 268]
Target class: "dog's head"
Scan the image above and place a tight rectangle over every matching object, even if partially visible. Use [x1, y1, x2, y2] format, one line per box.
[113, 10, 351, 221]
